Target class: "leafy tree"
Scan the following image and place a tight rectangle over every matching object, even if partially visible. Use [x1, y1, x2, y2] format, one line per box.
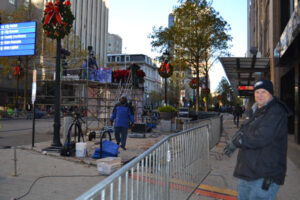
[150, 0, 231, 111]
[216, 77, 242, 106]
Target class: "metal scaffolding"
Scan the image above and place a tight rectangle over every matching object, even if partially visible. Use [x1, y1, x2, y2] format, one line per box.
[35, 65, 144, 133]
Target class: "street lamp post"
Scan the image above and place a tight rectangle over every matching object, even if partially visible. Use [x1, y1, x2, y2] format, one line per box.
[163, 51, 169, 105]
[52, 0, 65, 148]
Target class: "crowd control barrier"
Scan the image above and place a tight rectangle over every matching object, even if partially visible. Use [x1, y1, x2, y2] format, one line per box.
[77, 124, 210, 200]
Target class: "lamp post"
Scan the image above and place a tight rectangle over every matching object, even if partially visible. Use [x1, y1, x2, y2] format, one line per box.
[52, 0, 65, 148]
[15, 57, 21, 114]
[163, 51, 169, 105]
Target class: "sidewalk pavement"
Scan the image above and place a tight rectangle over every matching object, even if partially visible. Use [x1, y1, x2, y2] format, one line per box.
[0, 114, 300, 200]
[196, 114, 300, 200]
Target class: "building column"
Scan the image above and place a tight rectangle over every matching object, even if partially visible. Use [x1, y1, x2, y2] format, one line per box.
[86, 0, 93, 46]
[96, 0, 102, 59]
[81, 0, 87, 48]
[91, 0, 97, 49]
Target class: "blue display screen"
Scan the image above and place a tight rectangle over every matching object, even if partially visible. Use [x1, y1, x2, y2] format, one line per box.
[0, 21, 36, 57]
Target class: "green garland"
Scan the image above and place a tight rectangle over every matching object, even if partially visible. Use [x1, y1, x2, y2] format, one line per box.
[42, 1, 74, 39]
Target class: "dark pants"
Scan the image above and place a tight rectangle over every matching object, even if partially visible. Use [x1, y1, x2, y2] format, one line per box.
[114, 127, 128, 148]
[234, 114, 240, 127]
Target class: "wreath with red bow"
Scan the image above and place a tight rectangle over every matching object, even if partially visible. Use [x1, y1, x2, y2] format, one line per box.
[158, 61, 173, 78]
[14, 65, 24, 80]
[42, 0, 74, 39]
[189, 78, 198, 89]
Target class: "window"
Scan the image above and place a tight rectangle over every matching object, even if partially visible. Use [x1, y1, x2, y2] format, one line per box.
[116, 56, 120, 62]
[9, 0, 15, 5]
[126, 56, 130, 62]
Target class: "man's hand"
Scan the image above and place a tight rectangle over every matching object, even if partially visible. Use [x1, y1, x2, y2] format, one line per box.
[129, 123, 134, 129]
[223, 131, 243, 157]
[224, 141, 237, 157]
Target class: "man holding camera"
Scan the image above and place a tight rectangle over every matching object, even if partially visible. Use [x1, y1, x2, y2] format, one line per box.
[224, 79, 291, 200]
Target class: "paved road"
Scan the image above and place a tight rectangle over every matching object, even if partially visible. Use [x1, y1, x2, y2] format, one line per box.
[0, 118, 55, 147]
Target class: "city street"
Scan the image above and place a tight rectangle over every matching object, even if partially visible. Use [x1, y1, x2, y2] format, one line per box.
[0, 118, 54, 147]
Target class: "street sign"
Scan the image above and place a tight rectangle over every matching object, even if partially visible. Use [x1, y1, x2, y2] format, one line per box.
[238, 85, 254, 90]
[0, 21, 36, 57]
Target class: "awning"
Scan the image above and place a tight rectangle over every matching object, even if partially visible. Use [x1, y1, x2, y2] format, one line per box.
[219, 57, 270, 96]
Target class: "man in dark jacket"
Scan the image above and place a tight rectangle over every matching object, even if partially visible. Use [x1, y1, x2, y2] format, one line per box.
[224, 79, 291, 200]
[233, 104, 242, 128]
[110, 95, 134, 150]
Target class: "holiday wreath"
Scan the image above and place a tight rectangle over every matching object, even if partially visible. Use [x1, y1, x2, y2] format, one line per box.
[42, 0, 75, 39]
[158, 61, 173, 78]
[189, 78, 198, 89]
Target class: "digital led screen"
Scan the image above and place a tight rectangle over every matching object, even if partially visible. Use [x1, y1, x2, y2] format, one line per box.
[0, 21, 36, 57]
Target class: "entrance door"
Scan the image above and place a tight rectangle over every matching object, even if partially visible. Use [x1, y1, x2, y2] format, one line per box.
[280, 68, 295, 134]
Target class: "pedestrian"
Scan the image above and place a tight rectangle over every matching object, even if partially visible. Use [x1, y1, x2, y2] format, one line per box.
[26, 102, 32, 120]
[233, 104, 242, 128]
[110, 95, 134, 150]
[224, 79, 291, 200]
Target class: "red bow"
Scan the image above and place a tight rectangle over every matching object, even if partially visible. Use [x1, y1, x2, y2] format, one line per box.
[14, 66, 20, 77]
[44, 1, 62, 26]
[160, 61, 170, 74]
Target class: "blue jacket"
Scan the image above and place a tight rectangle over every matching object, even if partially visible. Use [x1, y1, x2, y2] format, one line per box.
[110, 102, 134, 128]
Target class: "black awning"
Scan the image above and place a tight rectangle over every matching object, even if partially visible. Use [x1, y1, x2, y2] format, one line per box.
[219, 57, 270, 96]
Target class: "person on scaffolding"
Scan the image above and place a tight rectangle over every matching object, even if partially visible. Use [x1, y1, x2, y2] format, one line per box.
[110, 95, 134, 150]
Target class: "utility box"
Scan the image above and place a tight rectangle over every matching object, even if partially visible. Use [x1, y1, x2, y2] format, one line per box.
[97, 157, 122, 175]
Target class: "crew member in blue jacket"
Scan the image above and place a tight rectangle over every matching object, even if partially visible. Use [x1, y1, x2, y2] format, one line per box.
[110, 95, 134, 150]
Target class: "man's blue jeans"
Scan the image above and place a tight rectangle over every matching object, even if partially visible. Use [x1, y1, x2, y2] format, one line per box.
[114, 127, 128, 148]
[238, 178, 279, 200]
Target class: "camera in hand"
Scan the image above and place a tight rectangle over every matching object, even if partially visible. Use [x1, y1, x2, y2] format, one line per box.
[262, 178, 272, 191]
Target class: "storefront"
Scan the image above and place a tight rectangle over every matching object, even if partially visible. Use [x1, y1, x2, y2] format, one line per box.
[274, 3, 300, 144]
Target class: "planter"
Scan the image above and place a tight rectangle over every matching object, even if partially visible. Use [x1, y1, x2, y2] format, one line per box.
[159, 112, 176, 120]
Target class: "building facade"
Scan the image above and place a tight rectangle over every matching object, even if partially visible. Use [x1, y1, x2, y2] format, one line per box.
[247, 0, 300, 143]
[107, 54, 162, 102]
[71, 0, 109, 66]
[107, 33, 122, 54]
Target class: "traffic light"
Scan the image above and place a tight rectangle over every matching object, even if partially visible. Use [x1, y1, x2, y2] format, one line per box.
[61, 48, 70, 76]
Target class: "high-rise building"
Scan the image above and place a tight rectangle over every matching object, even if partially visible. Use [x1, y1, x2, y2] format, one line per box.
[71, 0, 109, 66]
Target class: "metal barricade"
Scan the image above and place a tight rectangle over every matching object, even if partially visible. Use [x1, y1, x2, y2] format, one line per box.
[76, 125, 210, 200]
[183, 115, 222, 149]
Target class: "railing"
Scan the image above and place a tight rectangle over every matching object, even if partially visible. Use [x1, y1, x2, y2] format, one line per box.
[76, 124, 210, 200]
[183, 115, 223, 149]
